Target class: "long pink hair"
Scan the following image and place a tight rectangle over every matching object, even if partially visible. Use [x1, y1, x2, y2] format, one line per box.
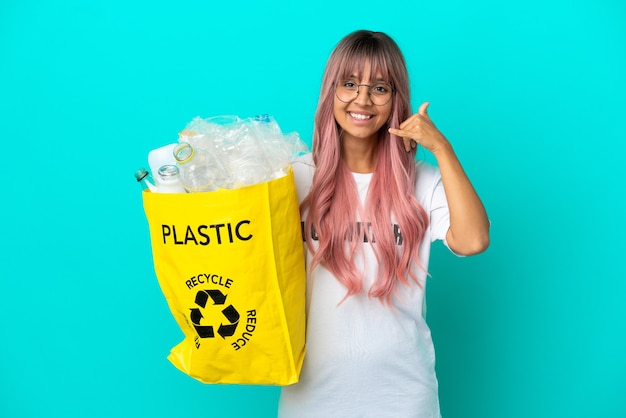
[301, 30, 429, 304]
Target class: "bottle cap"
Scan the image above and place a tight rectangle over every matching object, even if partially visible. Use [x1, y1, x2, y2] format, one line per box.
[158, 164, 180, 179]
[134, 168, 149, 182]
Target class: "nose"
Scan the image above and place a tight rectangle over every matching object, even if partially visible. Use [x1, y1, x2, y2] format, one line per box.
[353, 84, 373, 105]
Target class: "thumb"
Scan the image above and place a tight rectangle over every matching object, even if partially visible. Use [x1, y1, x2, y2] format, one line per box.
[418, 102, 430, 117]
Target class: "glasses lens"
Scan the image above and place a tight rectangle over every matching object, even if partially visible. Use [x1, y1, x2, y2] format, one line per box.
[335, 80, 393, 106]
[336, 80, 358, 103]
[369, 82, 393, 106]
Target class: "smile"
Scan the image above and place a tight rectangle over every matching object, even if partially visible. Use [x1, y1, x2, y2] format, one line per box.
[349, 112, 372, 120]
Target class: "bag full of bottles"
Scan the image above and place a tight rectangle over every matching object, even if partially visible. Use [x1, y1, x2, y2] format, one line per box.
[136, 114, 309, 385]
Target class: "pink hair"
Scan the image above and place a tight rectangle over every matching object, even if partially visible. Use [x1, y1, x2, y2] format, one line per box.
[301, 30, 429, 304]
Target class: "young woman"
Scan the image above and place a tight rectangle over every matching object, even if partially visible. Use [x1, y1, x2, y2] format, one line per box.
[278, 30, 490, 418]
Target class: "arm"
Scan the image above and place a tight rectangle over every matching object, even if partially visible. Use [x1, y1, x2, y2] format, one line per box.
[388, 102, 490, 255]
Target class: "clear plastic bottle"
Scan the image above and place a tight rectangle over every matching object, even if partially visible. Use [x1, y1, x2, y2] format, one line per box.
[173, 142, 221, 192]
[134, 168, 157, 192]
[156, 164, 187, 193]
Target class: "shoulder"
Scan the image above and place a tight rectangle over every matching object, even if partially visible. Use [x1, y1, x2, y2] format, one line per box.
[293, 153, 315, 170]
[414, 160, 442, 191]
[292, 153, 315, 181]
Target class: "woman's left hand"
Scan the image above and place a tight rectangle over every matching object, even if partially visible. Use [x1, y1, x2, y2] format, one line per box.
[388, 102, 448, 153]
[390, 101, 490, 255]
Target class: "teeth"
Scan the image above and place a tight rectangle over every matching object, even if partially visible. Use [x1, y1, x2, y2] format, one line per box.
[350, 112, 372, 120]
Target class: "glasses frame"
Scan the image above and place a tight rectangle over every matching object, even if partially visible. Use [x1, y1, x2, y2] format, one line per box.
[335, 80, 396, 106]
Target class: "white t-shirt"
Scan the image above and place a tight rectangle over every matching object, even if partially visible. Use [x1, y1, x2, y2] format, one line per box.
[278, 154, 453, 418]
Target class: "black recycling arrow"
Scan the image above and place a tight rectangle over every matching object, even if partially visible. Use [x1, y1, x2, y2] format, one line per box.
[190, 308, 203, 324]
[222, 305, 240, 323]
[194, 289, 227, 308]
[195, 325, 215, 338]
[218, 323, 238, 338]
[190, 307, 214, 338]
[195, 291, 209, 308]
[206, 289, 227, 305]
[217, 305, 240, 338]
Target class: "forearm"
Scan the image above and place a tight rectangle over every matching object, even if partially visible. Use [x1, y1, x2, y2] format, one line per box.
[388, 102, 491, 254]
[432, 142, 490, 255]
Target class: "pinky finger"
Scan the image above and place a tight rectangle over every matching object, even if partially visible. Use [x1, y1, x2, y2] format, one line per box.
[402, 137, 412, 152]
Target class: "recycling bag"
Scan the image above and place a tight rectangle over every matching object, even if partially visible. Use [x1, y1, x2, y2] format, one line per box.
[142, 169, 306, 385]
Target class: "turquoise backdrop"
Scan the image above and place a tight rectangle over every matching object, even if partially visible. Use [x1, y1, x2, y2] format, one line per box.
[1, 1, 624, 417]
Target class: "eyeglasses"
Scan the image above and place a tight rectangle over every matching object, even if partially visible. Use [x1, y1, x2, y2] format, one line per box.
[335, 80, 395, 106]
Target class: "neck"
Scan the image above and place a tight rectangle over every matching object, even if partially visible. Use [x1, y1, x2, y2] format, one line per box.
[341, 134, 378, 173]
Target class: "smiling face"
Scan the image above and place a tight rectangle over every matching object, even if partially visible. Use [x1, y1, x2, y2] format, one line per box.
[333, 64, 393, 146]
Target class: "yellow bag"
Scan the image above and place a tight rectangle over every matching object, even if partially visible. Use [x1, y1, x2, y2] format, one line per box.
[142, 168, 306, 385]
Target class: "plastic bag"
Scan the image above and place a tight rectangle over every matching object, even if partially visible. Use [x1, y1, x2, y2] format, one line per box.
[142, 169, 307, 385]
[178, 114, 308, 189]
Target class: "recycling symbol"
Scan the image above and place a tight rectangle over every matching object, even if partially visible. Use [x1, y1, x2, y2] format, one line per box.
[190, 289, 240, 339]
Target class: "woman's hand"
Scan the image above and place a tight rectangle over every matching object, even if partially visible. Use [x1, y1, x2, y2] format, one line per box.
[391, 102, 490, 255]
[388, 102, 449, 153]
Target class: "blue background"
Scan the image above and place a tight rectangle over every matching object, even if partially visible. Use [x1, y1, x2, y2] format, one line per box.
[1, 1, 625, 417]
